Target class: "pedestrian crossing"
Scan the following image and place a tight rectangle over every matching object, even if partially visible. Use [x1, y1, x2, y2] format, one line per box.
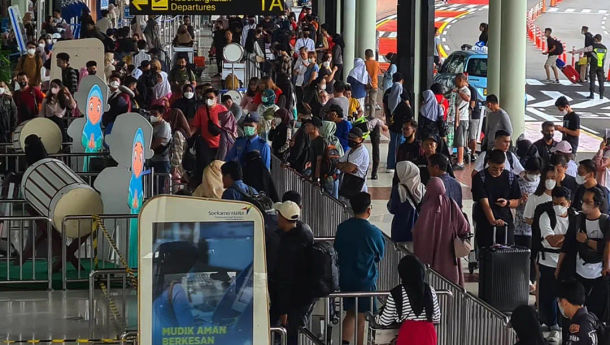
[545, 8, 608, 15]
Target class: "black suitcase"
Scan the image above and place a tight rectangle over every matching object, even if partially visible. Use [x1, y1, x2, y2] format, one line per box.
[478, 226, 530, 314]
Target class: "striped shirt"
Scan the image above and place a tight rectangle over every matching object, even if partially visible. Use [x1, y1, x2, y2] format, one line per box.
[375, 286, 441, 326]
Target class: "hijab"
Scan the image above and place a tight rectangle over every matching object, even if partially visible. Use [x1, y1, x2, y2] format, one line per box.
[396, 161, 425, 205]
[219, 110, 238, 138]
[510, 305, 547, 345]
[397, 255, 434, 321]
[166, 108, 191, 138]
[193, 160, 225, 198]
[348, 58, 370, 85]
[320, 120, 344, 157]
[153, 72, 171, 100]
[420, 90, 443, 122]
[275, 108, 292, 126]
[175, 25, 193, 45]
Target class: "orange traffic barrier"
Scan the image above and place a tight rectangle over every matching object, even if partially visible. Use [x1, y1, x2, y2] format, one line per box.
[571, 46, 576, 68]
[561, 43, 567, 62]
[541, 33, 547, 51]
[541, 0, 546, 13]
[607, 67, 610, 81]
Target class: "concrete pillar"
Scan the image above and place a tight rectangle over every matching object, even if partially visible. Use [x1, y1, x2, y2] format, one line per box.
[487, 0, 502, 97]
[336, 0, 342, 36]
[343, 0, 356, 80]
[413, 0, 422, 114]
[317, 0, 325, 24]
[356, 0, 377, 58]
[499, 0, 527, 138]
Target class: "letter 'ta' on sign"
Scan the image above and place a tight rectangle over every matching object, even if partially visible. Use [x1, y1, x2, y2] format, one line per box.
[130, 0, 284, 15]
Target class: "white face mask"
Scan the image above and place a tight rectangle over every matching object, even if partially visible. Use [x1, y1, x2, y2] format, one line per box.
[273, 118, 282, 126]
[150, 115, 160, 123]
[27, 48, 36, 56]
[206, 98, 215, 107]
[0, 88, 5, 95]
[575, 174, 586, 185]
[545, 179, 556, 191]
[50, 87, 60, 95]
[38, 43, 45, 48]
[319, 84, 327, 91]
[557, 301, 567, 318]
[553, 204, 568, 216]
[322, 61, 330, 68]
[183, 92, 194, 99]
[109, 81, 120, 89]
[526, 173, 540, 184]
[559, 109, 568, 116]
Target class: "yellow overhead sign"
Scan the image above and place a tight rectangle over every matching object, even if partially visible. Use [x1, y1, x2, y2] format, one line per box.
[130, 0, 285, 15]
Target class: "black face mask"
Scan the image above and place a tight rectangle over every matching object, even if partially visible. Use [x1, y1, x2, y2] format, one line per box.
[89, 70, 96, 75]
[348, 140, 360, 148]
[18, 82, 27, 88]
[543, 133, 553, 141]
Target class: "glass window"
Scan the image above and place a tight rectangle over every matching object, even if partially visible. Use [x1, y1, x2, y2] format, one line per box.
[441, 54, 466, 74]
[466, 58, 488, 77]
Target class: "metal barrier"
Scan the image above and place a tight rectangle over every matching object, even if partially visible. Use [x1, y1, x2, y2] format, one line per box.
[0, 216, 53, 289]
[270, 327, 288, 345]
[0, 151, 109, 174]
[270, 155, 517, 344]
[62, 214, 138, 289]
[89, 269, 137, 338]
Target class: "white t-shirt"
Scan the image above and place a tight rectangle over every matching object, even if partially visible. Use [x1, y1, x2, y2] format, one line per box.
[340, 145, 370, 192]
[567, 160, 578, 177]
[523, 193, 552, 220]
[294, 58, 309, 87]
[576, 219, 605, 279]
[538, 212, 569, 268]
[456, 86, 471, 122]
[295, 38, 315, 52]
[474, 151, 525, 176]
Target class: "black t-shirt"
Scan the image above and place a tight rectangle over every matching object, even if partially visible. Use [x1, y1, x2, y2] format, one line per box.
[468, 85, 481, 120]
[389, 101, 413, 133]
[547, 37, 563, 55]
[558, 174, 578, 199]
[572, 184, 610, 214]
[308, 136, 326, 177]
[472, 170, 521, 224]
[562, 111, 580, 152]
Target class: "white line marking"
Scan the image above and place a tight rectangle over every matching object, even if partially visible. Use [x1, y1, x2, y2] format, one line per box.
[600, 10, 608, 14]
[442, 37, 447, 42]
[526, 107, 560, 121]
[581, 125, 600, 135]
[582, 9, 592, 13]
[547, 7, 559, 12]
[444, 45, 451, 51]
[528, 91, 572, 108]
[388, 32, 397, 38]
[565, 8, 575, 13]
[526, 79, 545, 86]
[446, 24, 452, 29]
[526, 94, 536, 102]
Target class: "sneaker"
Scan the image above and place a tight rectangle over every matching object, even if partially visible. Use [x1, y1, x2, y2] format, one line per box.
[554, 79, 560, 84]
[453, 164, 465, 171]
[544, 79, 553, 83]
[586, 94, 595, 99]
[370, 174, 378, 180]
[386, 169, 395, 174]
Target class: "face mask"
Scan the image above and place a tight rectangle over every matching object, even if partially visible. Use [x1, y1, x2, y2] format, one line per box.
[27, 48, 36, 56]
[559, 109, 568, 116]
[150, 115, 160, 123]
[575, 174, 586, 185]
[348, 140, 359, 148]
[50, 87, 59, 95]
[184, 92, 194, 99]
[109, 81, 120, 89]
[319, 84, 326, 91]
[526, 173, 540, 183]
[261, 96, 268, 103]
[553, 205, 568, 216]
[545, 179, 556, 191]
[18, 81, 27, 88]
[322, 61, 330, 68]
[38, 43, 44, 48]
[543, 133, 553, 141]
[46, 39, 52, 45]
[244, 126, 256, 137]
[309, 58, 316, 63]
[273, 118, 282, 126]
[206, 98, 215, 107]
[557, 301, 567, 318]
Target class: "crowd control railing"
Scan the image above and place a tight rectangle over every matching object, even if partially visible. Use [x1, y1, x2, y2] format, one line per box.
[270, 155, 517, 345]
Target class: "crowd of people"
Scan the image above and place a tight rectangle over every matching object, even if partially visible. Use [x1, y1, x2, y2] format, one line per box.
[1, 3, 610, 345]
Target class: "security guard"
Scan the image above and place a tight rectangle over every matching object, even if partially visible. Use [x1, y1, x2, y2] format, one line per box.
[587, 34, 607, 100]
[225, 112, 271, 170]
[557, 280, 601, 345]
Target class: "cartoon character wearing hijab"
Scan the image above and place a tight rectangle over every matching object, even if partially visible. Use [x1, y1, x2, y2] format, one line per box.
[128, 128, 145, 268]
[83, 84, 104, 153]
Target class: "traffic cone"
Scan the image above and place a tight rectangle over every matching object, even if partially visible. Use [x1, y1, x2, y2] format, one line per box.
[607, 68, 610, 81]
[541, 0, 546, 13]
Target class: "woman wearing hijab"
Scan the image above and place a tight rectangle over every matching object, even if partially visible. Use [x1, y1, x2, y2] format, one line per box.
[347, 58, 370, 104]
[240, 77, 260, 114]
[319, 119, 344, 197]
[375, 255, 440, 345]
[389, 161, 424, 244]
[166, 109, 191, 191]
[269, 109, 293, 160]
[413, 177, 470, 286]
[193, 160, 225, 198]
[172, 84, 198, 120]
[216, 110, 237, 160]
[275, 73, 295, 113]
[510, 305, 547, 345]
[418, 90, 446, 140]
[153, 71, 172, 103]
[257, 89, 280, 140]
[172, 24, 194, 47]
[243, 150, 279, 202]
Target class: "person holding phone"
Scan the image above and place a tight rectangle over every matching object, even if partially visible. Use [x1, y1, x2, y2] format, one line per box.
[472, 149, 522, 247]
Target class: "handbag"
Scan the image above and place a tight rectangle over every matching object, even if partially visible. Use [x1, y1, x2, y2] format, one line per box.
[206, 106, 221, 136]
[454, 235, 472, 258]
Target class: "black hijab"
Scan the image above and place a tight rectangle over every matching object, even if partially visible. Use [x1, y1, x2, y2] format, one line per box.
[243, 150, 279, 202]
[397, 255, 434, 321]
[510, 305, 547, 345]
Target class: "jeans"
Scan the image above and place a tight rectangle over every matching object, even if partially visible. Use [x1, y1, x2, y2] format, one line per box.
[577, 274, 608, 320]
[387, 131, 404, 170]
[538, 264, 559, 327]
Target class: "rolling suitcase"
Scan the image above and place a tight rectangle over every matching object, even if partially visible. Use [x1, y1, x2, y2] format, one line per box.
[478, 226, 530, 314]
[561, 65, 581, 84]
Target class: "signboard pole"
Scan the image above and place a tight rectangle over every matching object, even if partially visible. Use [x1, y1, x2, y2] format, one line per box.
[8, 5, 26, 54]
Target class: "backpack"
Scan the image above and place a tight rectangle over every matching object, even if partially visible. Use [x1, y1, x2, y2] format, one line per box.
[478, 168, 516, 186]
[530, 201, 560, 260]
[483, 151, 515, 173]
[308, 241, 339, 298]
[577, 213, 610, 264]
[320, 139, 341, 179]
[235, 186, 274, 214]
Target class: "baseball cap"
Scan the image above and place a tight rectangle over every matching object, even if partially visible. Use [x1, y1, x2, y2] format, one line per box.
[243, 112, 260, 124]
[422, 134, 440, 143]
[274, 201, 300, 221]
[303, 117, 323, 128]
[551, 140, 573, 154]
[349, 127, 364, 139]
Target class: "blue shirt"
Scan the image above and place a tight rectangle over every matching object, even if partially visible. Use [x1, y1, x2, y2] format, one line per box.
[222, 180, 258, 201]
[334, 217, 385, 291]
[303, 63, 319, 86]
[335, 120, 352, 153]
[225, 135, 271, 170]
[347, 76, 367, 99]
[441, 173, 463, 209]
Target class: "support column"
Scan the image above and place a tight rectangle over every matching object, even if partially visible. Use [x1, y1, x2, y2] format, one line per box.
[488, 0, 502, 97]
[499, 0, 527, 138]
[356, 0, 377, 58]
[336, 0, 342, 36]
[317, 0, 325, 25]
[343, 0, 356, 81]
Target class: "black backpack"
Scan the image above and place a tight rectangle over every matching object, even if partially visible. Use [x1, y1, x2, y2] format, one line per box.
[483, 151, 515, 173]
[531, 201, 559, 260]
[309, 241, 339, 298]
[320, 139, 341, 179]
[235, 186, 274, 214]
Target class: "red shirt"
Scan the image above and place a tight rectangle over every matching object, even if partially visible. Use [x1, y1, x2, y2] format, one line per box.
[13, 86, 44, 123]
[435, 94, 449, 121]
[190, 104, 227, 149]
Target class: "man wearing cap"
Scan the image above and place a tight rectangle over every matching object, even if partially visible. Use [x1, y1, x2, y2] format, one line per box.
[552, 140, 578, 177]
[532, 121, 558, 168]
[225, 112, 271, 170]
[268, 201, 314, 345]
[337, 127, 370, 193]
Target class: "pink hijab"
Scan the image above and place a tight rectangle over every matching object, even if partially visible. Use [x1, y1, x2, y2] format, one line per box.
[412, 177, 469, 286]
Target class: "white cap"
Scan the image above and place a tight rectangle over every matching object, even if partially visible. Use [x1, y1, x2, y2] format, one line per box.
[273, 201, 300, 221]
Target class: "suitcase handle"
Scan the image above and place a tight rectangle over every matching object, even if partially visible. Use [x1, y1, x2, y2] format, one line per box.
[492, 226, 508, 246]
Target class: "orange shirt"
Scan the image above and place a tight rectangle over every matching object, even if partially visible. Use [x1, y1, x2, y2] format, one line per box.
[365, 59, 380, 89]
[190, 104, 227, 149]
